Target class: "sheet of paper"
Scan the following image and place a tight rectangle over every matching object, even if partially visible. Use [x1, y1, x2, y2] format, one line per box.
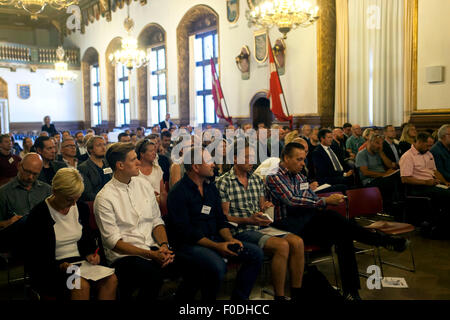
[436, 184, 449, 190]
[381, 277, 408, 288]
[70, 261, 115, 281]
[383, 169, 400, 178]
[315, 184, 331, 192]
[258, 227, 288, 236]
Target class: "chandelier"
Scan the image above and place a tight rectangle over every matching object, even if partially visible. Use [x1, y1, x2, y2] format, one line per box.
[109, 4, 150, 70]
[246, 0, 320, 39]
[46, 46, 77, 86]
[0, 0, 78, 17]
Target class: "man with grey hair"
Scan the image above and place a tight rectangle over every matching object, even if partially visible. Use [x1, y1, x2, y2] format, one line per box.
[58, 137, 78, 168]
[430, 124, 450, 181]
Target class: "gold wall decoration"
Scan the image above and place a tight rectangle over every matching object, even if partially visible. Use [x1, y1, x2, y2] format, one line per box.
[236, 45, 250, 80]
[227, 0, 239, 24]
[273, 38, 286, 75]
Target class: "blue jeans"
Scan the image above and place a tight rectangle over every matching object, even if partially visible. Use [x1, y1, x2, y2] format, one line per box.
[177, 241, 263, 300]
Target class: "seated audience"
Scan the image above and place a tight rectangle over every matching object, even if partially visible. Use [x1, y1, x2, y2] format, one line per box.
[77, 135, 92, 163]
[130, 133, 137, 145]
[312, 129, 353, 186]
[151, 124, 160, 134]
[26, 168, 117, 300]
[78, 136, 112, 202]
[19, 137, 33, 159]
[167, 146, 264, 300]
[169, 137, 192, 189]
[355, 134, 400, 213]
[301, 124, 312, 140]
[34, 136, 67, 185]
[266, 142, 408, 300]
[75, 131, 87, 160]
[0, 153, 52, 253]
[161, 131, 172, 159]
[41, 115, 58, 136]
[216, 140, 305, 301]
[0, 134, 21, 186]
[382, 125, 400, 166]
[94, 143, 176, 300]
[400, 132, 450, 221]
[342, 123, 352, 141]
[430, 124, 450, 181]
[101, 132, 109, 145]
[52, 132, 62, 156]
[136, 139, 166, 202]
[58, 137, 78, 168]
[331, 127, 354, 169]
[398, 123, 417, 156]
[136, 127, 145, 140]
[62, 131, 71, 140]
[10, 134, 22, 156]
[345, 124, 364, 157]
[147, 134, 171, 183]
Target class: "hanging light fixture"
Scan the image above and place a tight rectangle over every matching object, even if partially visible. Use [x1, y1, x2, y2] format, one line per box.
[46, 46, 77, 86]
[109, 3, 150, 70]
[246, 0, 320, 39]
[0, 0, 78, 18]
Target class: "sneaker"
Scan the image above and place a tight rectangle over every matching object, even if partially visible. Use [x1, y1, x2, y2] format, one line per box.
[384, 237, 410, 252]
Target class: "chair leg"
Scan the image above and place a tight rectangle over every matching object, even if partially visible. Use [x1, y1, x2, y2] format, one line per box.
[378, 239, 416, 273]
[330, 247, 339, 290]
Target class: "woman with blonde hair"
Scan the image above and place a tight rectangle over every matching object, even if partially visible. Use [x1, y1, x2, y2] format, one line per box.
[284, 130, 299, 145]
[399, 124, 417, 156]
[358, 128, 374, 152]
[26, 168, 117, 300]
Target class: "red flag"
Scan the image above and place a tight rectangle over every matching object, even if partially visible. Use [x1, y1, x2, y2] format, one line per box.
[267, 37, 293, 128]
[210, 58, 232, 125]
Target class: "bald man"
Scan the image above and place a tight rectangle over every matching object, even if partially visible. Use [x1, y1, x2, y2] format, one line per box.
[0, 153, 52, 229]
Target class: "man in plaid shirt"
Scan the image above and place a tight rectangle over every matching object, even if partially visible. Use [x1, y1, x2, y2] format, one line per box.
[216, 139, 305, 301]
[266, 142, 409, 300]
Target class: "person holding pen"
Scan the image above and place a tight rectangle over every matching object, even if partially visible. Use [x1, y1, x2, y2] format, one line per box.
[25, 168, 117, 300]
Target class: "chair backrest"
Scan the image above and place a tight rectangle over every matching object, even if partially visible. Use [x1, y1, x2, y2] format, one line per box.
[86, 201, 98, 231]
[317, 191, 347, 218]
[346, 187, 383, 219]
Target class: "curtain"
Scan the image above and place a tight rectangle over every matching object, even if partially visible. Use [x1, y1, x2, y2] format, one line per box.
[335, 0, 349, 126]
[348, 0, 404, 127]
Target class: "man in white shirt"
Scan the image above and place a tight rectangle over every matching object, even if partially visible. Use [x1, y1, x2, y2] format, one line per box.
[94, 142, 175, 300]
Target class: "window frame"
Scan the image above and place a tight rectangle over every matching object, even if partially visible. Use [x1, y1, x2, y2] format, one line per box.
[91, 64, 101, 126]
[149, 44, 168, 125]
[117, 63, 130, 126]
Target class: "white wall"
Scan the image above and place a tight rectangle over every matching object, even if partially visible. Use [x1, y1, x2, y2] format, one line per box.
[417, 0, 450, 110]
[0, 68, 83, 122]
[64, 0, 318, 123]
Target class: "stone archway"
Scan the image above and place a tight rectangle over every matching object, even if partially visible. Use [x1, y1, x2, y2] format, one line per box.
[0, 77, 9, 133]
[177, 4, 219, 125]
[81, 47, 99, 127]
[105, 37, 122, 128]
[137, 23, 166, 128]
[250, 90, 273, 128]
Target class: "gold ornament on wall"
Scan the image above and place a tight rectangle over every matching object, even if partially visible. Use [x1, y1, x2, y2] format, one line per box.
[235, 45, 251, 80]
[273, 38, 286, 75]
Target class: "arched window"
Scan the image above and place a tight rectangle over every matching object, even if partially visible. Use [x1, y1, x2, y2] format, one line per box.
[82, 47, 100, 127]
[116, 63, 130, 126]
[105, 37, 122, 128]
[177, 5, 219, 126]
[138, 23, 167, 126]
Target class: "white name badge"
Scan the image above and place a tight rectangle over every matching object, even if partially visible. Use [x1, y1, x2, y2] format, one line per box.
[201, 205, 212, 215]
[8, 157, 14, 164]
[300, 182, 309, 190]
[103, 167, 113, 175]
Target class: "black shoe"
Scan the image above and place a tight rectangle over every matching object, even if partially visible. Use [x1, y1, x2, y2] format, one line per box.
[384, 237, 410, 252]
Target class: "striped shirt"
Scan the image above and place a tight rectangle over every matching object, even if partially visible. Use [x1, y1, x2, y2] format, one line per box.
[266, 164, 326, 221]
[216, 167, 265, 235]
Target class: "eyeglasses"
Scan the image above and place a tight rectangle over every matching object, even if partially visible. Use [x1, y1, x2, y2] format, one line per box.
[20, 164, 40, 177]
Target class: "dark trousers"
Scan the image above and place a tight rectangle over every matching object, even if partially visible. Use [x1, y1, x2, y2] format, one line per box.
[367, 172, 401, 212]
[176, 241, 263, 301]
[112, 256, 167, 301]
[0, 216, 27, 255]
[273, 209, 387, 294]
[408, 185, 450, 217]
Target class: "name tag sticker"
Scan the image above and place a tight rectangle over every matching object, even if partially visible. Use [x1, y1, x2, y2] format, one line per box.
[201, 205, 211, 215]
[300, 183, 309, 190]
[103, 167, 113, 175]
[8, 157, 14, 164]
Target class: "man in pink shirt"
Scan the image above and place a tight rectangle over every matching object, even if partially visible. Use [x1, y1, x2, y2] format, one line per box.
[399, 132, 449, 231]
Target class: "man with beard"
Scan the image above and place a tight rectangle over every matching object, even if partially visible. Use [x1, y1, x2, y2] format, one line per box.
[34, 136, 67, 185]
[331, 127, 354, 169]
[79, 136, 113, 201]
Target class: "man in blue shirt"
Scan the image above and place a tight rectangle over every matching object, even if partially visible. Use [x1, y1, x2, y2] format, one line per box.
[167, 146, 263, 301]
[430, 124, 450, 182]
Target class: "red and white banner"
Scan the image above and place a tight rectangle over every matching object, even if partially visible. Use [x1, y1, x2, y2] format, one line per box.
[211, 58, 232, 125]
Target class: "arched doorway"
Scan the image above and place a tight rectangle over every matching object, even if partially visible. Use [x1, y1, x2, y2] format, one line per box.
[250, 91, 273, 129]
[0, 78, 9, 134]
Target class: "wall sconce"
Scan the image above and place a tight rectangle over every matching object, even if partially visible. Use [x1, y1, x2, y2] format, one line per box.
[273, 38, 286, 75]
[235, 45, 250, 80]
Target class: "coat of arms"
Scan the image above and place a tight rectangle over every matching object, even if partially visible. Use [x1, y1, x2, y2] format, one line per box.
[17, 85, 30, 100]
[227, 0, 239, 24]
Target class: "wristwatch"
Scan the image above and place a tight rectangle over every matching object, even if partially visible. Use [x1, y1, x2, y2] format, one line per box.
[159, 242, 172, 250]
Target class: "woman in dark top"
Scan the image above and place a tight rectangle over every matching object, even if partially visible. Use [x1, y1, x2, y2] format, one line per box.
[26, 168, 117, 300]
[398, 124, 417, 156]
[41, 115, 58, 136]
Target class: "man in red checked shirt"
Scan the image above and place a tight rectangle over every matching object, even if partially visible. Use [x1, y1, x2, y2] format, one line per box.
[266, 142, 409, 301]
